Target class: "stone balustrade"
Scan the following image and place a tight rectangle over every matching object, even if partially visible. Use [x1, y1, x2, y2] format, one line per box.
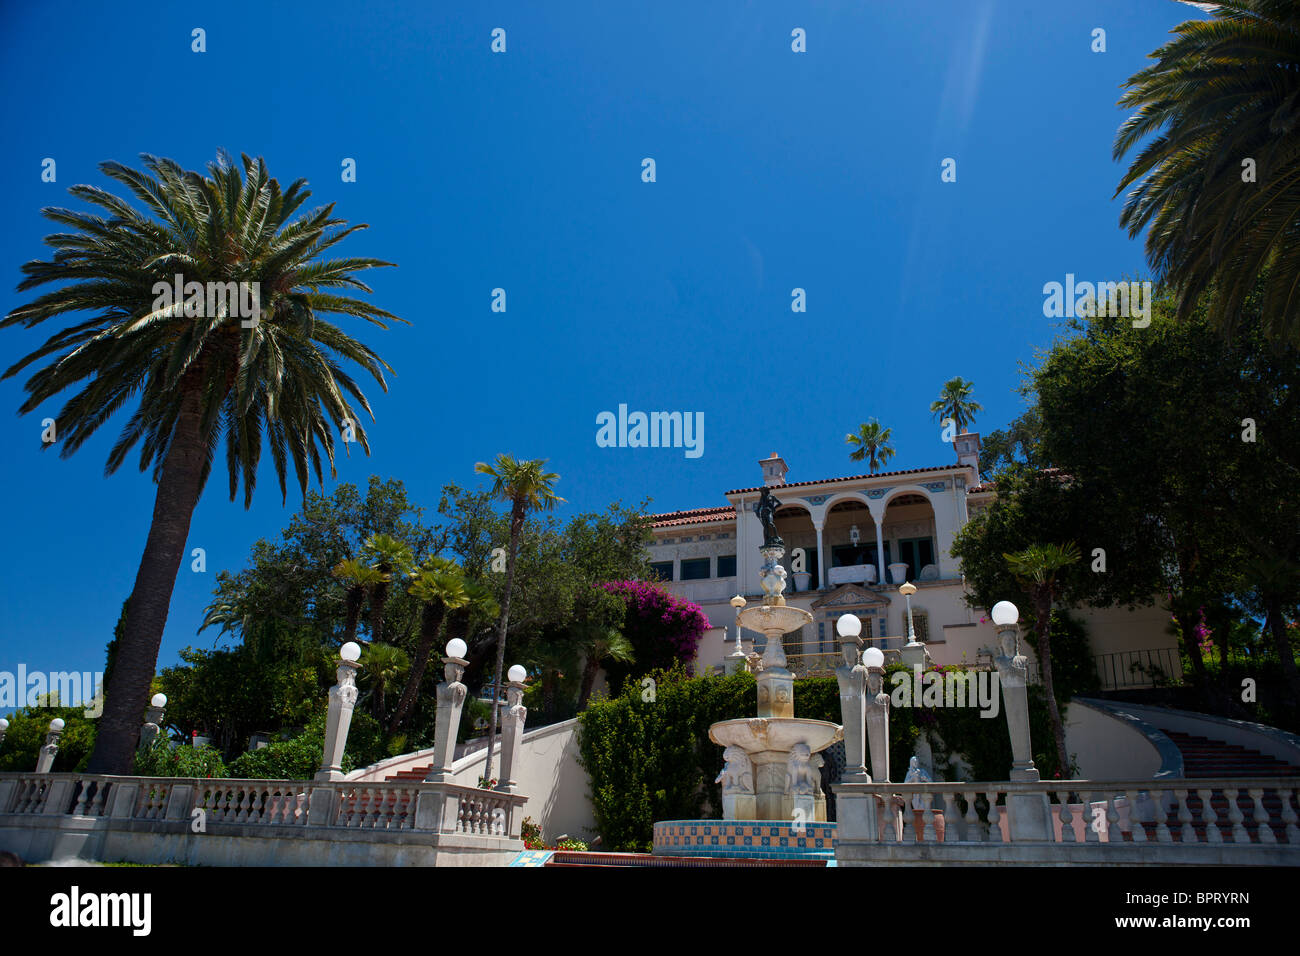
[0, 772, 527, 866]
[834, 776, 1300, 865]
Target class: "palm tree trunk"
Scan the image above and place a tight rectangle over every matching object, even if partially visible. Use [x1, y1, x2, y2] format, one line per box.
[1033, 592, 1070, 776]
[484, 508, 524, 783]
[389, 602, 446, 733]
[86, 381, 210, 774]
[578, 655, 600, 710]
[343, 587, 364, 644]
[1265, 596, 1300, 701]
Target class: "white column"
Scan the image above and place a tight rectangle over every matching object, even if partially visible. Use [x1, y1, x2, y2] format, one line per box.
[871, 506, 886, 585]
[814, 521, 826, 590]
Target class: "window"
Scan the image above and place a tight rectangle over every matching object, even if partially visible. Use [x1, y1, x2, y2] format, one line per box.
[650, 561, 673, 582]
[833, 543, 890, 568]
[905, 610, 929, 642]
[680, 557, 710, 580]
[896, 537, 935, 580]
[717, 554, 737, 577]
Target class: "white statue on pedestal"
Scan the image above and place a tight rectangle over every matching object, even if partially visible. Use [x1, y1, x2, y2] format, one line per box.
[715, 746, 754, 794]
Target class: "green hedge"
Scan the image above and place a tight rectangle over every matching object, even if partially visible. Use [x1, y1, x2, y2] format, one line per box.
[577, 663, 1068, 851]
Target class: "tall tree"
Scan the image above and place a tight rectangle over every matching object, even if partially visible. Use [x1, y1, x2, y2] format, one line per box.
[1114, 0, 1300, 346]
[361, 533, 414, 645]
[358, 642, 409, 722]
[930, 376, 983, 435]
[389, 557, 468, 733]
[331, 559, 383, 646]
[474, 455, 563, 784]
[845, 419, 896, 473]
[1004, 542, 1081, 775]
[2, 153, 404, 773]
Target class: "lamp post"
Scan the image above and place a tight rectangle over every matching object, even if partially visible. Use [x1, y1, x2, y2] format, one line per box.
[497, 664, 529, 795]
[316, 641, 361, 781]
[726, 594, 749, 675]
[425, 638, 469, 783]
[834, 613, 868, 782]
[35, 718, 65, 773]
[899, 581, 925, 667]
[140, 693, 167, 750]
[0, 718, 8, 752]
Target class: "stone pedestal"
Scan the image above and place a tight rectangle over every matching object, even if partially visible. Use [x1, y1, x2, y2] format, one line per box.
[835, 640, 869, 782]
[864, 668, 890, 783]
[722, 793, 756, 820]
[496, 680, 527, 793]
[755, 666, 794, 719]
[1007, 791, 1054, 842]
[992, 623, 1039, 782]
[316, 657, 360, 782]
[35, 728, 63, 774]
[425, 655, 468, 783]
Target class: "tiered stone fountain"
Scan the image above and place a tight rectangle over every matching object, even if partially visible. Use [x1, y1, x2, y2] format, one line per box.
[708, 531, 842, 822]
[652, 488, 843, 860]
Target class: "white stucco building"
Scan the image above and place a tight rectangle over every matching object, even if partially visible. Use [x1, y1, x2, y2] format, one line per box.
[648, 434, 1178, 686]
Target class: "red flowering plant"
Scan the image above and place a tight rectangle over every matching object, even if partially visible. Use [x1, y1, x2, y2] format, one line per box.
[599, 580, 710, 692]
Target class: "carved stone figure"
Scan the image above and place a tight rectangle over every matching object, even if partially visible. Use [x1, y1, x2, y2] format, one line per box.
[786, 742, 820, 796]
[714, 746, 754, 795]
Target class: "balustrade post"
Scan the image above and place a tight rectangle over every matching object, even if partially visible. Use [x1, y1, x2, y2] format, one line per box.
[496, 669, 528, 793]
[317, 644, 362, 782]
[426, 641, 470, 783]
[34, 719, 65, 773]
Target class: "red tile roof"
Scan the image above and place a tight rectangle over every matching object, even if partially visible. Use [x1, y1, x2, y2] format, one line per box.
[724, 463, 964, 496]
[650, 506, 736, 528]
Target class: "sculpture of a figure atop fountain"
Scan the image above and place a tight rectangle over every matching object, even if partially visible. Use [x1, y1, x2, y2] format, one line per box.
[754, 486, 784, 549]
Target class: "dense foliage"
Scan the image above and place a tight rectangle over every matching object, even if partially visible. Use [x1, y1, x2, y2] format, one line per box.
[0, 705, 98, 773]
[577, 665, 1067, 851]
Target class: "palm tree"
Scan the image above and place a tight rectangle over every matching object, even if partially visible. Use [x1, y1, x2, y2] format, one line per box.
[526, 638, 579, 723]
[1114, 0, 1300, 345]
[361, 533, 414, 644]
[930, 377, 983, 436]
[332, 558, 384, 645]
[577, 628, 635, 710]
[389, 557, 469, 733]
[474, 455, 563, 783]
[358, 642, 409, 722]
[845, 419, 896, 473]
[1, 152, 404, 774]
[1003, 542, 1081, 777]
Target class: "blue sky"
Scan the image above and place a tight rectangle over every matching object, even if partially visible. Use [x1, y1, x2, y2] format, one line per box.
[0, 1, 1203, 704]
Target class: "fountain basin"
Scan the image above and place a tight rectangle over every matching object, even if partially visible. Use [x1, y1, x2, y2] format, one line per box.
[737, 604, 813, 638]
[709, 717, 842, 755]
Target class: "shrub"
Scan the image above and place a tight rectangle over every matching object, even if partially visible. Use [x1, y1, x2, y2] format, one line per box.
[133, 738, 228, 778]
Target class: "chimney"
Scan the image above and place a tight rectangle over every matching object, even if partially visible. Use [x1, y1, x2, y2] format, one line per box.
[954, 432, 981, 483]
[760, 452, 788, 487]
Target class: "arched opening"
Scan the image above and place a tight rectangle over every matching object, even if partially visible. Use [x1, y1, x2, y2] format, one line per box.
[881, 491, 939, 584]
[824, 498, 882, 586]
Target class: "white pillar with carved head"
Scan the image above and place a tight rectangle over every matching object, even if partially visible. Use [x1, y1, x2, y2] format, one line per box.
[140, 693, 167, 751]
[426, 639, 470, 783]
[35, 718, 65, 773]
[496, 665, 529, 793]
[317, 642, 361, 781]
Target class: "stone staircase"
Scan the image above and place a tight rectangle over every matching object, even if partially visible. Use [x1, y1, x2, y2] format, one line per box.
[1143, 729, 1300, 843]
[1162, 731, 1298, 778]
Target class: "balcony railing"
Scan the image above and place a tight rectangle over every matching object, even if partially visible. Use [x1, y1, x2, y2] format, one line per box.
[833, 776, 1300, 863]
[0, 772, 526, 838]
